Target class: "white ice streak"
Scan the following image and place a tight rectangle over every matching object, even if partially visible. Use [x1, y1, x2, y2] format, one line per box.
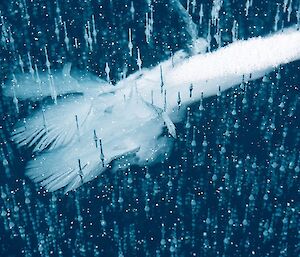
[123, 27, 300, 113]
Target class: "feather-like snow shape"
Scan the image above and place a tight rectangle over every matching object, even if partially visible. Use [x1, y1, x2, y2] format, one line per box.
[21, 87, 169, 192]
[11, 95, 94, 152]
[7, 27, 300, 192]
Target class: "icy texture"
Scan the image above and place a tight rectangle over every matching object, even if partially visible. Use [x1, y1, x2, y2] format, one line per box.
[7, 27, 300, 192]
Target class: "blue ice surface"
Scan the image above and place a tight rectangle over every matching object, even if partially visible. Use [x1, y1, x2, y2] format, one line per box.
[0, 0, 299, 256]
